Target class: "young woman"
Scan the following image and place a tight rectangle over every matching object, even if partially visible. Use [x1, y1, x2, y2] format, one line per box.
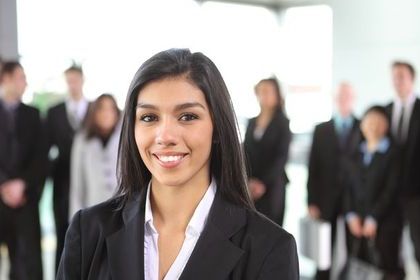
[69, 94, 121, 219]
[343, 106, 404, 279]
[243, 78, 291, 226]
[57, 49, 298, 280]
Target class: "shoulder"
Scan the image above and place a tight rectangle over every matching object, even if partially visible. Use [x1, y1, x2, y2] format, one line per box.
[47, 102, 66, 116]
[19, 103, 39, 116]
[70, 196, 124, 237]
[244, 208, 296, 248]
[240, 209, 299, 278]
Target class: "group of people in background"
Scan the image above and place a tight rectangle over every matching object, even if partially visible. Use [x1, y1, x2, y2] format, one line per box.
[0, 62, 121, 279]
[307, 61, 420, 280]
[0, 57, 419, 280]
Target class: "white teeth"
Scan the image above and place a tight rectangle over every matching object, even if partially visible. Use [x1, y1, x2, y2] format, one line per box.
[158, 155, 183, 163]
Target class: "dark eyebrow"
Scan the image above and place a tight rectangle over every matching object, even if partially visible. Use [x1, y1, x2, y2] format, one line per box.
[136, 102, 206, 111]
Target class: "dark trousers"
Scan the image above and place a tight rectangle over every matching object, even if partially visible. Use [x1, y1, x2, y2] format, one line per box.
[0, 201, 43, 280]
[346, 211, 404, 280]
[53, 179, 70, 272]
[254, 182, 286, 227]
[403, 197, 420, 266]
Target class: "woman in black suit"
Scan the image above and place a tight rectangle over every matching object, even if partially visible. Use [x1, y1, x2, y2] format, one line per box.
[243, 78, 291, 226]
[343, 106, 404, 279]
[57, 49, 298, 280]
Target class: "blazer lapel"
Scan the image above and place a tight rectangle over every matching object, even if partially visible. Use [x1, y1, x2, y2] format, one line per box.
[106, 191, 146, 280]
[180, 192, 246, 280]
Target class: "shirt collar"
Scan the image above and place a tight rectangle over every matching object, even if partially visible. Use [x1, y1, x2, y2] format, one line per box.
[144, 178, 217, 237]
[360, 137, 390, 154]
[394, 92, 417, 107]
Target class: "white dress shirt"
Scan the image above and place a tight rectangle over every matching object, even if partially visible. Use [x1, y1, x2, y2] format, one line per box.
[66, 97, 89, 129]
[144, 180, 217, 280]
[391, 93, 417, 142]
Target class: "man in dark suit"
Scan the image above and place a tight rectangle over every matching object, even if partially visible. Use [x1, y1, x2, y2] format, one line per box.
[307, 82, 360, 280]
[0, 61, 46, 280]
[45, 65, 89, 271]
[386, 61, 420, 268]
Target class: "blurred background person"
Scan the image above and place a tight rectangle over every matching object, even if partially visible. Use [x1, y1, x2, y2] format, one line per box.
[45, 65, 90, 272]
[343, 105, 403, 280]
[386, 61, 420, 269]
[244, 77, 291, 226]
[0, 61, 46, 280]
[306, 82, 360, 280]
[68, 94, 121, 219]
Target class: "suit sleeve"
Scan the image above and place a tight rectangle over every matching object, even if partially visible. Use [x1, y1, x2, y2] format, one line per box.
[263, 117, 291, 185]
[69, 133, 86, 221]
[21, 110, 48, 202]
[57, 210, 82, 280]
[307, 126, 320, 206]
[257, 233, 299, 280]
[369, 152, 399, 221]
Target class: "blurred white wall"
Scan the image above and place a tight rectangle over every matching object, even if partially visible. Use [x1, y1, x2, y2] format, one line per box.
[328, 0, 420, 115]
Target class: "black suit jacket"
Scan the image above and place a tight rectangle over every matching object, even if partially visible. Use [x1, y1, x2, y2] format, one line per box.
[0, 101, 47, 203]
[307, 118, 360, 221]
[386, 99, 420, 197]
[57, 189, 299, 280]
[46, 102, 76, 189]
[343, 144, 399, 222]
[244, 111, 291, 187]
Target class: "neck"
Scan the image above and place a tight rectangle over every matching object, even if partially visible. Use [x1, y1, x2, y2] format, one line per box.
[150, 175, 210, 231]
[398, 91, 413, 103]
[366, 139, 380, 152]
[259, 108, 275, 119]
[1, 90, 20, 104]
[70, 92, 83, 102]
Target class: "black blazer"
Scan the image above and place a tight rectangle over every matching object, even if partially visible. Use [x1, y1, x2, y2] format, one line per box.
[343, 144, 399, 222]
[57, 189, 299, 280]
[386, 99, 420, 197]
[244, 111, 291, 187]
[0, 102, 47, 202]
[307, 118, 360, 221]
[46, 102, 77, 187]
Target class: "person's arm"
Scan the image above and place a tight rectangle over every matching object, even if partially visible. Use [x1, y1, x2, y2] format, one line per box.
[257, 234, 299, 280]
[307, 126, 321, 208]
[69, 133, 86, 221]
[20, 109, 48, 202]
[368, 151, 399, 221]
[262, 116, 291, 185]
[57, 210, 82, 280]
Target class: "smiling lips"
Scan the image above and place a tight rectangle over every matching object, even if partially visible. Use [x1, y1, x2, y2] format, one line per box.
[153, 153, 188, 168]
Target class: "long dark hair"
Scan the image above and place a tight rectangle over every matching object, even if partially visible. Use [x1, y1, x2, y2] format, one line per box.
[254, 77, 284, 113]
[116, 48, 253, 209]
[85, 93, 121, 140]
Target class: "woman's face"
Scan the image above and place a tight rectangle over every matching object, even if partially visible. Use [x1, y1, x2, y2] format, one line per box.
[361, 111, 389, 143]
[255, 81, 278, 110]
[95, 97, 119, 134]
[134, 76, 214, 188]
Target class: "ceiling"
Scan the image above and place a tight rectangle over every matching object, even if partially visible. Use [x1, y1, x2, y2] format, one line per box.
[195, 0, 324, 9]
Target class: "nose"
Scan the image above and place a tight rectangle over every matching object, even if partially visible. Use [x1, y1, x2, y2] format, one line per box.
[155, 117, 178, 146]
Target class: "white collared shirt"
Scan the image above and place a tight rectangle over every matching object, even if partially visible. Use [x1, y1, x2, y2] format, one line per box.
[391, 93, 417, 142]
[144, 180, 217, 280]
[65, 97, 89, 129]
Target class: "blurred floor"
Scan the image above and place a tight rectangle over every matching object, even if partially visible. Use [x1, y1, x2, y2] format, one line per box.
[1, 159, 419, 280]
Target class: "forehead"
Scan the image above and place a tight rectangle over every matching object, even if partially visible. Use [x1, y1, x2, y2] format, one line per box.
[136, 77, 207, 106]
[364, 111, 388, 123]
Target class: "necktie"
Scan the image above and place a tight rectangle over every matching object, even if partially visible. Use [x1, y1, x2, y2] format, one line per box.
[69, 106, 81, 130]
[397, 106, 405, 143]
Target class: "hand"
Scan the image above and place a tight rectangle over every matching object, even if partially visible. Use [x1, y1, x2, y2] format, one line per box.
[348, 216, 363, 238]
[362, 221, 377, 239]
[0, 179, 27, 208]
[248, 178, 266, 201]
[308, 205, 321, 219]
